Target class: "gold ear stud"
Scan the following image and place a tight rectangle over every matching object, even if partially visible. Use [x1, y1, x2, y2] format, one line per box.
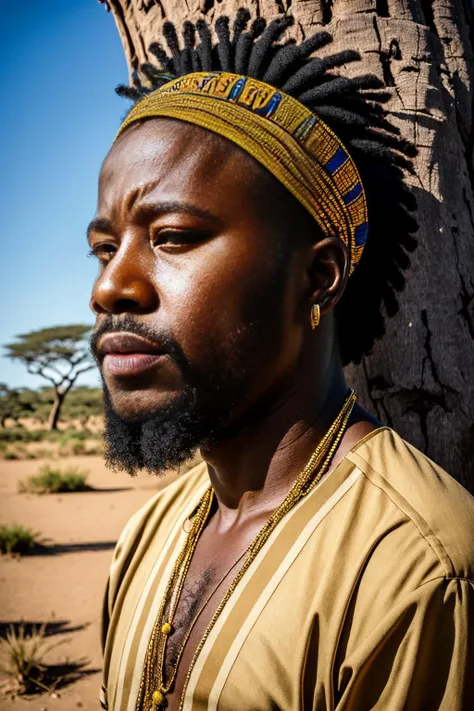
[310, 304, 320, 330]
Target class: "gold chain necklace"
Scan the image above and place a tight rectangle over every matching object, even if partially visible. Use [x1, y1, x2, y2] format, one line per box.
[137, 390, 357, 711]
[159, 544, 248, 685]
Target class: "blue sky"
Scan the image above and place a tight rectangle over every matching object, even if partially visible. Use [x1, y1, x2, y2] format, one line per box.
[0, 1, 128, 389]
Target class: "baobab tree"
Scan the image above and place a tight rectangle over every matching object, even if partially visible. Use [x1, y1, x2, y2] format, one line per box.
[99, 0, 474, 491]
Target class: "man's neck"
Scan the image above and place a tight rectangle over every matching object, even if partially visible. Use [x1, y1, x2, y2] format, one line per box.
[200, 360, 362, 530]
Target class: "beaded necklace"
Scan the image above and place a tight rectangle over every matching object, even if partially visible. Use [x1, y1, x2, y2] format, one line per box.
[137, 390, 357, 711]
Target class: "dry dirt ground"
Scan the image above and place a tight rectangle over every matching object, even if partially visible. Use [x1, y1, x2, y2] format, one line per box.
[0, 454, 179, 711]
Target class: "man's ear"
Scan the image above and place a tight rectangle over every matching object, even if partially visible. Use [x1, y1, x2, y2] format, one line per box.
[307, 236, 349, 315]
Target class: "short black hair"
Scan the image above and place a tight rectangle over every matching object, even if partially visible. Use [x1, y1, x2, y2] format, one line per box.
[116, 10, 418, 365]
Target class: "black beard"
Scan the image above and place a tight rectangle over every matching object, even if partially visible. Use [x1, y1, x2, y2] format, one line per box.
[101, 376, 236, 477]
[91, 315, 251, 477]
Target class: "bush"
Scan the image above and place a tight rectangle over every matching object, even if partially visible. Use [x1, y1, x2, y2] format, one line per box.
[3, 446, 51, 461]
[0, 623, 50, 694]
[57, 439, 87, 457]
[0, 427, 104, 460]
[62, 430, 88, 441]
[4, 446, 23, 460]
[0, 428, 44, 444]
[19, 465, 90, 494]
[0, 428, 102, 444]
[0, 525, 38, 554]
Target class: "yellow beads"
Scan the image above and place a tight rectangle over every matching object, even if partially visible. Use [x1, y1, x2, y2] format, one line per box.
[161, 622, 172, 635]
[151, 688, 166, 709]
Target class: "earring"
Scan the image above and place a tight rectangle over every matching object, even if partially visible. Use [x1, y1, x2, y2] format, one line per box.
[310, 304, 320, 330]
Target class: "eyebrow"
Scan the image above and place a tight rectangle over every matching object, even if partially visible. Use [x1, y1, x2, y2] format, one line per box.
[86, 201, 222, 243]
[133, 200, 222, 226]
[86, 217, 114, 242]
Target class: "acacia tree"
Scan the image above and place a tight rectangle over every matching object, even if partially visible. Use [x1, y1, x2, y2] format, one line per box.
[100, 0, 474, 491]
[4, 325, 96, 430]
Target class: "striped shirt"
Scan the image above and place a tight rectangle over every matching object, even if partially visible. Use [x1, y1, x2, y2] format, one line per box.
[101, 427, 474, 710]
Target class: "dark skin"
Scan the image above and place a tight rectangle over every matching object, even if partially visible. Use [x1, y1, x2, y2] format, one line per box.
[89, 118, 380, 708]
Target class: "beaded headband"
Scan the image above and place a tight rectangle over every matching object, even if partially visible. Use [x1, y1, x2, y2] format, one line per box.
[116, 72, 369, 274]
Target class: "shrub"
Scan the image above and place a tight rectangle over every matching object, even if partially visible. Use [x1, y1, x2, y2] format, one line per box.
[29, 448, 53, 459]
[57, 440, 87, 457]
[0, 428, 102, 444]
[0, 427, 104, 460]
[19, 465, 90, 494]
[0, 525, 38, 554]
[0, 428, 44, 444]
[63, 430, 88, 441]
[3, 445, 47, 461]
[4, 446, 24, 460]
[0, 623, 51, 694]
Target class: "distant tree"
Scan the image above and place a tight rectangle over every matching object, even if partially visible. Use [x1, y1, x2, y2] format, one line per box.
[0, 384, 35, 428]
[23, 387, 54, 424]
[4, 326, 96, 430]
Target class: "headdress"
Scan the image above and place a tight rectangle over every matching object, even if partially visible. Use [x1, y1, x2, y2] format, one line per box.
[114, 13, 418, 364]
[116, 71, 368, 275]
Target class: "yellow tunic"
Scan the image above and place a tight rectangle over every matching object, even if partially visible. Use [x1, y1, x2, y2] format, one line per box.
[101, 427, 474, 710]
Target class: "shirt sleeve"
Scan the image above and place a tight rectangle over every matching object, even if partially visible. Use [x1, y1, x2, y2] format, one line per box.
[335, 577, 474, 710]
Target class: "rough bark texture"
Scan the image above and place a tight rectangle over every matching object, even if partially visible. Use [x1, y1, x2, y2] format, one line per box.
[101, 0, 474, 491]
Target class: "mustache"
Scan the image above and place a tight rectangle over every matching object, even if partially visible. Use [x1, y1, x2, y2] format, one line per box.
[90, 315, 184, 367]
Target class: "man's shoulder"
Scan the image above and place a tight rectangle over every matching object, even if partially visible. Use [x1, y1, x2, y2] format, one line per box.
[346, 427, 474, 582]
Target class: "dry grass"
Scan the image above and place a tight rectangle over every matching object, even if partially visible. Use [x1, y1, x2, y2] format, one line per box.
[0, 624, 96, 699]
[0, 624, 51, 694]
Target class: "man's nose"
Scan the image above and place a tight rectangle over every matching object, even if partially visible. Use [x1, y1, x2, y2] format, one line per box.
[89, 246, 159, 316]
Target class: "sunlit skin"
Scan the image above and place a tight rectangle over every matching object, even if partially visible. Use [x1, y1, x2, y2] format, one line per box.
[88, 118, 380, 708]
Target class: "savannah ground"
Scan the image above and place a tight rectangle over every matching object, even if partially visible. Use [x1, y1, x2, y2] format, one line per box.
[0, 448, 179, 710]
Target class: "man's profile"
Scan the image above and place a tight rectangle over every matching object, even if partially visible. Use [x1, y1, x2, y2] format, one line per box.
[89, 11, 474, 710]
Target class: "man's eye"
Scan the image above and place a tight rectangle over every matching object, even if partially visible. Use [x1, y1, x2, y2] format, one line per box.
[152, 230, 206, 248]
[88, 244, 116, 262]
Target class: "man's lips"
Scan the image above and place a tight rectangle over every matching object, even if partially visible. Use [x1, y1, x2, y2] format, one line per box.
[98, 332, 167, 377]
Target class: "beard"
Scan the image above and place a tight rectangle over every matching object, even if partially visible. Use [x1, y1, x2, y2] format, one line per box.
[100, 370, 240, 477]
[90, 315, 255, 477]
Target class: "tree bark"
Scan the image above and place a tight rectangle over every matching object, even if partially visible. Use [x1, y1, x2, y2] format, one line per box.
[102, 0, 474, 491]
[47, 391, 64, 431]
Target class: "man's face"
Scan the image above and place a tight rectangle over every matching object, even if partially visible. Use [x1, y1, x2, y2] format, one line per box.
[89, 119, 312, 473]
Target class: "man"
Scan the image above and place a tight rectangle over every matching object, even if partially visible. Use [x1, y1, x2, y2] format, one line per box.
[90, 11, 474, 711]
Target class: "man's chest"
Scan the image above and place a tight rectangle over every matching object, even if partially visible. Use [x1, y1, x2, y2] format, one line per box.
[160, 519, 270, 710]
[161, 559, 244, 711]
[110, 537, 348, 711]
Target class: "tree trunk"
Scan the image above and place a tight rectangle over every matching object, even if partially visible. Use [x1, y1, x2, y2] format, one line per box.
[47, 391, 64, 431]
[102, 0, 474, 492]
